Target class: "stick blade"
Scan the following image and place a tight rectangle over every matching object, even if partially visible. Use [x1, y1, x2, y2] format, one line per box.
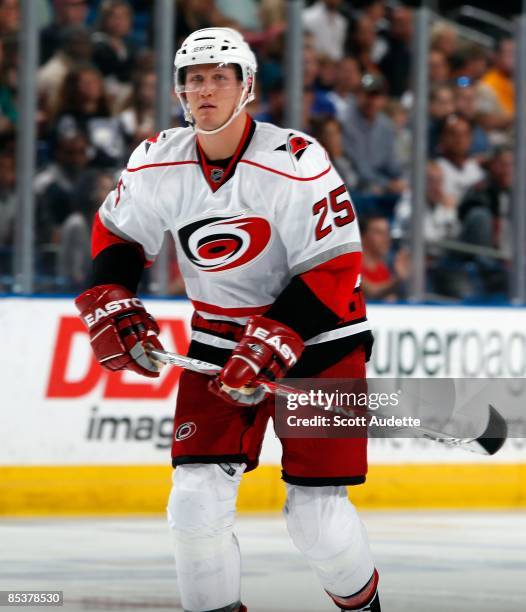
[469, 405, 508, 456]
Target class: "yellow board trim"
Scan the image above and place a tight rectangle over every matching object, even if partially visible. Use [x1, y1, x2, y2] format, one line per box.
[1, 464, 525, 516]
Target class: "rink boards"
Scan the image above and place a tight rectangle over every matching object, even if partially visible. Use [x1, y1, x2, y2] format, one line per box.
[1, 297, 525, 514]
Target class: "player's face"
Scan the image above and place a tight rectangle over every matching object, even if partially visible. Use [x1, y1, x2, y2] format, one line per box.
[184, 64, 244, 131]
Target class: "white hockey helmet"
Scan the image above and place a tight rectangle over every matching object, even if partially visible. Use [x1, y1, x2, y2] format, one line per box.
[174, 27, 257, 134]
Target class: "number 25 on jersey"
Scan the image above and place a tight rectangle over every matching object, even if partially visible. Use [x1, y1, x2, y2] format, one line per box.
[312, 184, 356, 241]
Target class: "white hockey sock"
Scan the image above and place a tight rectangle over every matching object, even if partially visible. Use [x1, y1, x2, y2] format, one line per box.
[167, 463, 245, 612]
[284, 484, 375, 597]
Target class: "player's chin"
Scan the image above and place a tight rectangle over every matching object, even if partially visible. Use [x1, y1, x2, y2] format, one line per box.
[196, 115, 227, 131]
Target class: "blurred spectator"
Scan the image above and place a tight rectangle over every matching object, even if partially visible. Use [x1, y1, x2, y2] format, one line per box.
[57, 171, 114, 291]
[480, 37, 515, 117]
[459, 146, 512, 253]
[302, 44, 336, 130]
[0, 147, 15, 280]
[453, 77, 490, 158]
[435, 114, 485, 206]
[0, 0, 19, 37]
[34, 132, 96, 245]
[52, 66, 127, 167]
[254, 77, 285, 126]
[346, 14, 381, 76]
[434, 146, 513, 298]
[384, 99, 411, 177]
[92, 0, 137, 105]
[430, 22, 459, 60]
[450, 45, 511, 134]
[256, 26, 285, 94]
[317, 56, 338, 92]
[342, 73, 405, 197]
[360, 214, 410, 301]
[37, 24, 93, 113]
[359, 1, 388, 65]
[361, 0, 388, 36]
[118, 70, 156, 149]
[216, 0, 260, 31]
[303, 0, 348, 61]
[429, 84, 455, 120]
[260, 0, 285, 29]
[348, 0, 389, 64]
[0, 37, 16, 137]
[393, 161, 459, 247]
[134, 45, 155, 73]
[312, 116, 357, 190]
[40, 0, 89, 65]
[428, 49, 450, 85]
[327, 56, 361, 121]
[174, 0, 235, 46]
[378, 5, 413, 98]
[428, 84, 455, 157]
[450, 44, 488, 82]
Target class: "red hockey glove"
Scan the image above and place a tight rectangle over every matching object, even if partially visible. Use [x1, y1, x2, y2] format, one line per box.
[209, 316, 304, 406]
[75, 284, 164, 378]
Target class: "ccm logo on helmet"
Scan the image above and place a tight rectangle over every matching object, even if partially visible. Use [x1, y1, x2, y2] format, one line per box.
[252, 327, 299, 365]
[191, 45, 214, 52]
[83, 298, 144, 328]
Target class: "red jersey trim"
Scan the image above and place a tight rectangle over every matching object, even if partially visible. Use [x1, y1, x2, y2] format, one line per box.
[300, 252, 363, 321]
[126, 161, 199, 173]
[92, 211, 132, 258]
[239, 159, 332, 181]
[191, 299, 271, 317]
[91, 212, 154, 267]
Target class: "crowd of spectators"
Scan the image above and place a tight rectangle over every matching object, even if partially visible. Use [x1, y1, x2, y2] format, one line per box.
[0, 0, 517, 301]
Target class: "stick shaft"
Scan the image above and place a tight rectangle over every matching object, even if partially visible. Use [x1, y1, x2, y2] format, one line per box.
[150, 349, 506, 455]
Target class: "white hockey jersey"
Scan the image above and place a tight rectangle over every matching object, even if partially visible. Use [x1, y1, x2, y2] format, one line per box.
[97, 117, 370, 350]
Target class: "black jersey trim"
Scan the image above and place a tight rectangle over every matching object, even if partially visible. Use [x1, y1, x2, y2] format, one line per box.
[187, 340, 232, 367]
[282, 472, 366, 486]
[91, 243, 145, 293]
[188, 329, 374, 377]
[289, 330, 374, 377]
[265, 275, 341, 340]
[190, 311, 244, 342]
[172, 454, 250, 467]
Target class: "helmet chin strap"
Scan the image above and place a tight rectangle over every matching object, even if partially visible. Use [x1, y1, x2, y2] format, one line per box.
[189, 83, 250, 136]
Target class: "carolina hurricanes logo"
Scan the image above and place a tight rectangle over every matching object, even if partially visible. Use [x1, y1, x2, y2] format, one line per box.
[178, 214, 272, 272]
[175, 422, 197, 441]
[275, 133, 312, 161]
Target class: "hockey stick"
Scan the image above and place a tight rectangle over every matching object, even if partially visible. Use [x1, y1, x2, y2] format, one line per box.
[149, 349, 507, 456]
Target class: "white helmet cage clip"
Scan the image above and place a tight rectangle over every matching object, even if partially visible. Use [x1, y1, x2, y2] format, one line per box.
[174, 28, 257, 135]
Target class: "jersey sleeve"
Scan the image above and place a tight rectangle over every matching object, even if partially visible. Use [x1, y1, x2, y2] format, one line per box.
[97, 140, 167, 261]
[272, 142, 361, 277]
[264, 139, 364, 338]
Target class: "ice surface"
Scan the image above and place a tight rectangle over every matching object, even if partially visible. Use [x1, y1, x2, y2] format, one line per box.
[1, 512, 525, 611]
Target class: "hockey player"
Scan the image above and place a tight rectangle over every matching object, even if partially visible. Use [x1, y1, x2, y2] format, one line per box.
[75, 28, 380, 612]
